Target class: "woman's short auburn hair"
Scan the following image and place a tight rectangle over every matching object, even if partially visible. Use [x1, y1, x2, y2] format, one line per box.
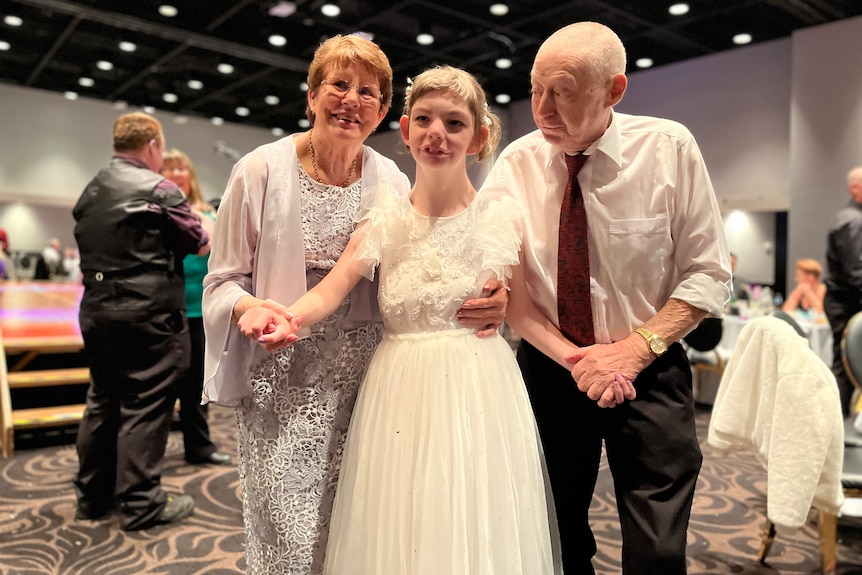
[796, 258, 823, 279]
[306, 34, 393, 124]
[113, 112, 162, 152]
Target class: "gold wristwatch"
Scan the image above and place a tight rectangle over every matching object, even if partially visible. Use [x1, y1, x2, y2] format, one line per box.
[635, 327, 668, 357]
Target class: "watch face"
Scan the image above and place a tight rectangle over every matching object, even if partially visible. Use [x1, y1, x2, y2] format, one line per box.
[650, 337, 668, 355]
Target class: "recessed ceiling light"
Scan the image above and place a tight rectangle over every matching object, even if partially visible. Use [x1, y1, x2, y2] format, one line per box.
[211, 116, 224, 126]
[187, 79, 203, 90]
[158, 5, 178, 17]
[272, 127, 285, 136]
[495, 93, 511, 104]
[321, 3, 340, 17]
[235, 106, 250, 117]
[495, 57, 512, 69]
[269, 1, 297, 17]
[416, 32, 434, 46]
[0, 41, 10, 51]
[218, 63, 235, 74]
[143, 106, 156, 114]
[298, 118, 310, 129]
[119, 41, 137, 52]
[489, 3, 509, 16]
[635, 57, 654, 68]
[265, 95, 280, 105]
[388, 120, 400, 131]
[64, 91, 78, 100]
[78, 77, 95, 87]
[300, 82, 309, 92]
[163, 93, 178, 103]
[733, 33, 752, 45]
[668, 3, 689, 16]
[268, 34, 287, 47]
[4, 15, 23, 26]
[96, 60, 114, 71]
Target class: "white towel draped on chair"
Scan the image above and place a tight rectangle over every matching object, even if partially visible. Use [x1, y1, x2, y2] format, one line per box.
[708, 316, 844, 529]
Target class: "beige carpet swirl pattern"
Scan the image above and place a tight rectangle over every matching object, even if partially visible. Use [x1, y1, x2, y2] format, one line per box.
[2, 407, 862, 574]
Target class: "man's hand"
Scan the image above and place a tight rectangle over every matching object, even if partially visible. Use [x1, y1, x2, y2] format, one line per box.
[566, 337, 646, 407]
[458, 278, 508, 337]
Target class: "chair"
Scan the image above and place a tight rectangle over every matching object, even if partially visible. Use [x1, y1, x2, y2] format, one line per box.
[683, 317, 725, 403]
[708, 316, 845, 575]
[755, 311, 862, 574]
[772, 309, 807, 338]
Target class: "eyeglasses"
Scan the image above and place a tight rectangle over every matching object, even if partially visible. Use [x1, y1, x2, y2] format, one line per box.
[321, 78, 381, 104]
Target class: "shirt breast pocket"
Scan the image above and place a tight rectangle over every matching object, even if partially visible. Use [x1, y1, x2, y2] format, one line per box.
[608, 217, 671, 288]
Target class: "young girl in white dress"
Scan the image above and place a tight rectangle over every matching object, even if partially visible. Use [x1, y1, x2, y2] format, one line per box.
[238, 66, 634, 574]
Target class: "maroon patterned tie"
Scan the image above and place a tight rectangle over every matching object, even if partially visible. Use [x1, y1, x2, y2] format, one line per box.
[558, 153, 595, 346]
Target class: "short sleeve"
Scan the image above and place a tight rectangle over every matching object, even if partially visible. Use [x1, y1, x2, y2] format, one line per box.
[472, 192, 525, 286]
[350, 181, 405, 281]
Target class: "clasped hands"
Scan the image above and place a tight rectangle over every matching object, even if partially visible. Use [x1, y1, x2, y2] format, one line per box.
[566, 339, 642, 408]
[237, 299, 303, 352]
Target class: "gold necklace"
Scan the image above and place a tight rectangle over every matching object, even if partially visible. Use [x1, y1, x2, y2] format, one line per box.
[308, 130, 358, 187]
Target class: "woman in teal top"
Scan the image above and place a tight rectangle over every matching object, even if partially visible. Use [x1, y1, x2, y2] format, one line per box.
[161, 149, 229, 465]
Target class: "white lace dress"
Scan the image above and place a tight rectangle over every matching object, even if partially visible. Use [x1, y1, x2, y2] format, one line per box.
[236, 170, 384, 575]
[323, 188, 556, 574]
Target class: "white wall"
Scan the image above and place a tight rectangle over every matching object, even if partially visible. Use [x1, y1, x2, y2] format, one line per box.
[723, 211, 777, 286]
[619, 39, 792, 212]
[788, 17, 862, 283]
[0, 83, 276, 251]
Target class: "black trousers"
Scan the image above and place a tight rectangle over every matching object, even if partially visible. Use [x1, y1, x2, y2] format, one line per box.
[824, 291, 859, 417]
[178, 316, 216, 460]
[75, 309, 189, 530]
[518, 340, 701, 575]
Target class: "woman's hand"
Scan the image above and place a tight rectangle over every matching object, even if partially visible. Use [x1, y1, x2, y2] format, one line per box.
[237, 300, 303, 352]
[459, 278, 509, 337]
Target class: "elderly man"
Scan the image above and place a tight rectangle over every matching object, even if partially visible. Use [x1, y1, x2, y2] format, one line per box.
[73, 112, 210, 531]
[824, 166, 862, 416]
[481, 22, 731, 574]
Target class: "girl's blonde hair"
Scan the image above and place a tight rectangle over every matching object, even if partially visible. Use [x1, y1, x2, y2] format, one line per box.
[402, 66, 501, 162]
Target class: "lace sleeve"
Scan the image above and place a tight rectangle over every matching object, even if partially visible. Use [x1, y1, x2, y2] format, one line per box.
[350, 182, 404, 281]
[472, 192, 525, 287]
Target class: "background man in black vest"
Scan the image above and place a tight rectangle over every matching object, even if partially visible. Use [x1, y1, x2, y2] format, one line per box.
[73, 112, 211, 531]
[825, 166, 862, 416]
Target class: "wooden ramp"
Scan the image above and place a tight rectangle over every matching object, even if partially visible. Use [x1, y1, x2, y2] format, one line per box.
[0, 281, 87, 457]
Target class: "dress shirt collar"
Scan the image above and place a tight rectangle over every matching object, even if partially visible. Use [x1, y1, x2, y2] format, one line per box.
[540, 110, 624, 174]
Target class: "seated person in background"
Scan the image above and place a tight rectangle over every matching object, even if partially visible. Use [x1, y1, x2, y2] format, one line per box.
[33, 238, 62, 280]
[782, 258, 826, 315]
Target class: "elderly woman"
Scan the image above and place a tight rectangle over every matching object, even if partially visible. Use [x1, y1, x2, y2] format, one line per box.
[202, 35, 505, 574]
[782, 258, 826, 314]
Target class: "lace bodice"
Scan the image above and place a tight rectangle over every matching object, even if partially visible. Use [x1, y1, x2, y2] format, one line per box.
[300, 168, 362, 270]
[353, 188, 523, 335]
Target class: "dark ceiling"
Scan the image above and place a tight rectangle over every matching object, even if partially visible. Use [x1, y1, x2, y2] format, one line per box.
[1, 0, 860, 134]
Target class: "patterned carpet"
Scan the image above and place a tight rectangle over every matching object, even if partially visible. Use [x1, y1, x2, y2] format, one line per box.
[2, 407, 862, 575]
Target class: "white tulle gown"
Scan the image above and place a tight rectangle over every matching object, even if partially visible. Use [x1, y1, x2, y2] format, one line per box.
[323, 187, 557, 575]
